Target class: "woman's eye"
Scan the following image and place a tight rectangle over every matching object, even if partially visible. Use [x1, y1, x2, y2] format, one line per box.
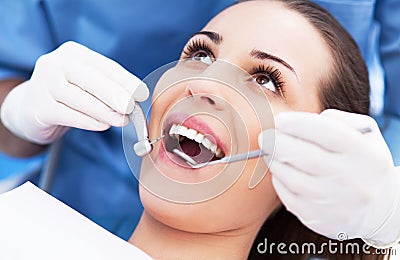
[192, 51, 213, 65]
[254, 74, 276, 92]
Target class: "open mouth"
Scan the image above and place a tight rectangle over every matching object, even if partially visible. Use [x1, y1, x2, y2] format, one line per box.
[164, 123, 226, 164]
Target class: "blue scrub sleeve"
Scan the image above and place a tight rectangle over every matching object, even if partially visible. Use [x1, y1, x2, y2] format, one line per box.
[0, 151, 47, 192]
[375, 0, 400, 117]
[0, 1, 56, 80]
[0, 1, 56, 184]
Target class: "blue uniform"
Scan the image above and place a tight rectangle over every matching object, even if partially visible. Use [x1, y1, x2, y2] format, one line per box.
[313, 0, 400, 164]
[0, 0, 234, 239]
[1, 0, 399, 240]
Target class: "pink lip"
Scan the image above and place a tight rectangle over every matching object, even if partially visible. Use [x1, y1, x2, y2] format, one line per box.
[151, 111, 228, 182]
[163, 112, 228, 155]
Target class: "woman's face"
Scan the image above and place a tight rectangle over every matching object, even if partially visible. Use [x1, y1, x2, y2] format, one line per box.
[139, 1, 331, 233]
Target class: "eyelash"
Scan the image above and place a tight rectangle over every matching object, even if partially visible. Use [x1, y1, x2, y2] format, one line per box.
[182, 39, 285, 97]
[183, 39, 215, 60]
[250, 64, 285, 97]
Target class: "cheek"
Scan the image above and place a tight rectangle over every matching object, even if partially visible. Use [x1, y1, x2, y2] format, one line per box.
[232, 96, 276, 150]
[148, 82, 187, 139]
[269, 94, 322, 116]
[230, 167, 281, 227]
[278, 86, 322, 113]
[270, 101, 292, 115]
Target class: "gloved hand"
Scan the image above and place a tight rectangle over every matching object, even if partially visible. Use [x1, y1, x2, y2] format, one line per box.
[1, 41, 149, 145]
[258, 109, 400, 248]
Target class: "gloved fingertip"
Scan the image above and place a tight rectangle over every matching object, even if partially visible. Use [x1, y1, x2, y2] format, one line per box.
[321, 108, 340, 115]
[274, 112, 297, 129]
[125, 99, 136, 114]
[109, 113, 128, 127]
[121, 115, 130, 127]
[258, 129, 271, 148]
[258, 129, 275, 154]
[133, 82, 150, 102]
[320, 109, 356, 120]
[95, 121, 110, 131]
[275, 111, 318, 128]
[258, 132, 264, 149]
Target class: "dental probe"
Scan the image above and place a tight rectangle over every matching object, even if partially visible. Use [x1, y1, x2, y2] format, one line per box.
[173, 148, 267, 169]
[174, 126, 372, 169]
[130, 102, 164, 157]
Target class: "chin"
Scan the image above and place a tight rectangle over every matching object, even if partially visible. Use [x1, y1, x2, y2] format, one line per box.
[138, 155, 281, 234]
[139, 185, 225, 233]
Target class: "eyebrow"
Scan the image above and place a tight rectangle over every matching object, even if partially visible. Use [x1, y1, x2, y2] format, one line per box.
[250, 49, 298, 78]
[190, 31, 223, 45]
[189, 31, 298, 79]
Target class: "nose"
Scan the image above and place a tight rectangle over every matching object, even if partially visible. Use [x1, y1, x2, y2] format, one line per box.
[185, 79, 227, 110]
[184, 60, 241, 110]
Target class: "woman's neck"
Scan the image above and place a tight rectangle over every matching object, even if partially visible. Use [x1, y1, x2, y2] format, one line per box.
[129, 211, 259, 259]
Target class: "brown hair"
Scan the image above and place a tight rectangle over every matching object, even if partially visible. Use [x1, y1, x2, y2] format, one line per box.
[235, 0, 380, 259]
[280, 0, 370, 115]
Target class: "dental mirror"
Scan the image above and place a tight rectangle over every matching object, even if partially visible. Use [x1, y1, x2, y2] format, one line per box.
[173, 148, 268, 169]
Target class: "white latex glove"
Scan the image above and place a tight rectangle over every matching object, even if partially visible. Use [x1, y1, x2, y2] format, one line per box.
[258, 109, 400, 248]
[1, 41, 149, 145]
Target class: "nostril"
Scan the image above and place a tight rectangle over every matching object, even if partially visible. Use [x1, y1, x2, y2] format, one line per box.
[201, 96, 216, 105]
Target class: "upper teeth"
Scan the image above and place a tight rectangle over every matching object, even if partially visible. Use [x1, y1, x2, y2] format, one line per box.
[169, 124, 224, 158]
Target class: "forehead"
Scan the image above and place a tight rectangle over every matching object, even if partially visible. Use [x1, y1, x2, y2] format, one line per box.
[202, 1, 332, 96]
[205, 1, 325, 50]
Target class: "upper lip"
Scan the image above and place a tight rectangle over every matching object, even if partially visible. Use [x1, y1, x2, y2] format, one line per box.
[162, 112, 228, 156]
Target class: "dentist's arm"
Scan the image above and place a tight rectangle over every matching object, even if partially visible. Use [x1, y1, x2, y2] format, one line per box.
[0, 41, 149, 148]
[258, 109, 400, 248]
[0, 78, 47, 157]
